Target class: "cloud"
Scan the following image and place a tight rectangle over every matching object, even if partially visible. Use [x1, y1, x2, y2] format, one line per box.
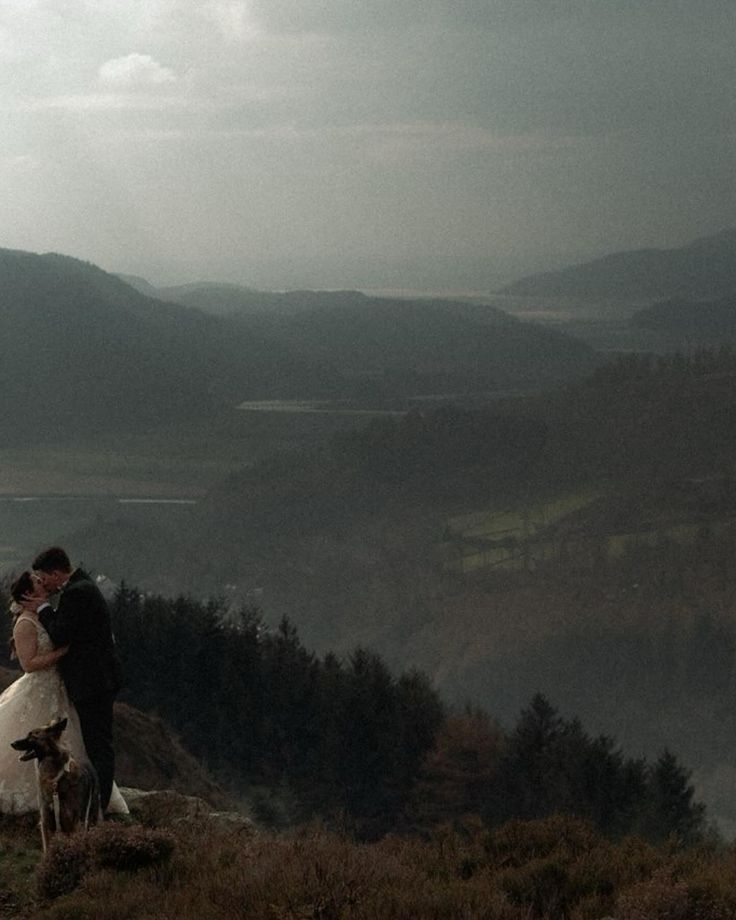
[13, 93, 182, 113]
[98, 53, 176, 87]
[248, 0, 736, 35]
[350, 121, 583, 153]
[0, 153, 42, 173]
[0, 0, 733, 287]
[202, 1, 261, 41]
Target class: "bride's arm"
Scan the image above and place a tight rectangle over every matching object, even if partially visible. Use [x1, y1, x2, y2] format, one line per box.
[13, 620, 68, 673]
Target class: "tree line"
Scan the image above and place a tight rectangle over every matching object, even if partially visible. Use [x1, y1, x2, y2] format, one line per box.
[214, 345, 736, 535]
[211, 405, 550, 536]
[545, 345, 736, 485]
[0, 581, 705, 842]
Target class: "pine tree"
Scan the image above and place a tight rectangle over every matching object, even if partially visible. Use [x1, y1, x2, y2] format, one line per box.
[638, 748, 705, 844]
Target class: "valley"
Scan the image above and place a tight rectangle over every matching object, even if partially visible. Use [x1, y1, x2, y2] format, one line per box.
[4, 233, 736, 835]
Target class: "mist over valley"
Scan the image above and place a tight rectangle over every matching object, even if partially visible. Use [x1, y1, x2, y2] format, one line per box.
[3, 231, 736, 838]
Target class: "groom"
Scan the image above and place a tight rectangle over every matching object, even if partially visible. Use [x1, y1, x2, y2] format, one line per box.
[30, 546, 122, 813]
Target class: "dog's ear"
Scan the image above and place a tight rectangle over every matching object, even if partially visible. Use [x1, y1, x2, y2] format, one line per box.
[48, 717, 68, 736]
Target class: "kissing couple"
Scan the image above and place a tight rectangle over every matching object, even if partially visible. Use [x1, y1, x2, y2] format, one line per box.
[0, 546, 128, 816]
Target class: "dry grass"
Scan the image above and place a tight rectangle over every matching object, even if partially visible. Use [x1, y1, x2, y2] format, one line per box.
[3, 814, 736, 919]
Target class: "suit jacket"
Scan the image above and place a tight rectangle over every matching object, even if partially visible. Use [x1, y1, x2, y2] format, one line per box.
[38, 569, 122, 703]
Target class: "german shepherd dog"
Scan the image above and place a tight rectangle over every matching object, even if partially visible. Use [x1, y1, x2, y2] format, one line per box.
[11, 717, 101, 853]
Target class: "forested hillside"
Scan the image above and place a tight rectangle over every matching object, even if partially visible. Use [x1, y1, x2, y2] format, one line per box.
[50, 347, 736, 833]
[5, 258, 736, 836]
[0, 249, 339, 437]
[0, 248, 598, 444]
[631, 295, 736, 342]
[158, 280, 600, 393]
[0, 579, 704, 845]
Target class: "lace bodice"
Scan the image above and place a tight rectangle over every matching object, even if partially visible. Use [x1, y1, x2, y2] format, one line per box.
[13, 615, 57, 690]
[15, 614, 52, 653]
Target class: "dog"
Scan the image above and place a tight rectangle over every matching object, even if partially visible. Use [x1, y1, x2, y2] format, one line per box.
[11, 717, 101, 853]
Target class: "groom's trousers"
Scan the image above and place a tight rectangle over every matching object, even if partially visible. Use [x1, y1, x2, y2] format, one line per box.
[74, 692, 115, 812]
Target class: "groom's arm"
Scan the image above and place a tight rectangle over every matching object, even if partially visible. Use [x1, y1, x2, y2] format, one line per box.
[39, 591, 84, 648]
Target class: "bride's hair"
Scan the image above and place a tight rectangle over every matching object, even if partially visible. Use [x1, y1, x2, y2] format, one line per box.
[8, 571, 34, 660]
[10, 571, 33, 604]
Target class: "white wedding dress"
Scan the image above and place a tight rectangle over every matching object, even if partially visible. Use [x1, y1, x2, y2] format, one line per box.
[0, 615, 128, 815]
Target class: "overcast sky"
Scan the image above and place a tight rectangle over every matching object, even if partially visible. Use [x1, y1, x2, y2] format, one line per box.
[1, 0, 735, 291]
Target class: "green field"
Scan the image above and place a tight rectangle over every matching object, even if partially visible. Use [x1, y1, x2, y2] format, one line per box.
[441, 491, 600, 574]
[439, 489, 733, 576]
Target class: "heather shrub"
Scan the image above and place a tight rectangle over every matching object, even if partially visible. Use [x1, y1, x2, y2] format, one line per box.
[569, 833, 662, 906]
[36, 834, 91, 900]
[616, 834, 666, 881]
[616, 868, 691, 920]
[13, 816, 736, 920]
[487, 815, 667, 920]
[37, 825, 175, 901]
[86, 824, 175, 871]
[680, 859, 736, 920]
[498, 856, 570, 918]
[564, 845, 621, 916]
[485, 814, 601, 866]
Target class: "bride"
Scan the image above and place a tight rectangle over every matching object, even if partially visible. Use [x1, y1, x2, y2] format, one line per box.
[0, 571, 128, 815]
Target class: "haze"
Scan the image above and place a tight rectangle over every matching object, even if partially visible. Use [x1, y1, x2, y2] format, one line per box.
[1, 0, 734, 291]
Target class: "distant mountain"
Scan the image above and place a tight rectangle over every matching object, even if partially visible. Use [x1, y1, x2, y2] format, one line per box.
[158, 282, 275, 315]
[161, 285, 599, 394]
[243, 298, 598, 392]
[159, 283, 372, 317]
[631, 295, 736, 336]
[0, 249, 599, 440]
[0, 250, 340, 438]
[501, 229, 736, 305]
[116, 273, 161, 298]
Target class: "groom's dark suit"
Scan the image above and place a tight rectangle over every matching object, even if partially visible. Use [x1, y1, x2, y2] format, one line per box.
[39, 569, 121, 811]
